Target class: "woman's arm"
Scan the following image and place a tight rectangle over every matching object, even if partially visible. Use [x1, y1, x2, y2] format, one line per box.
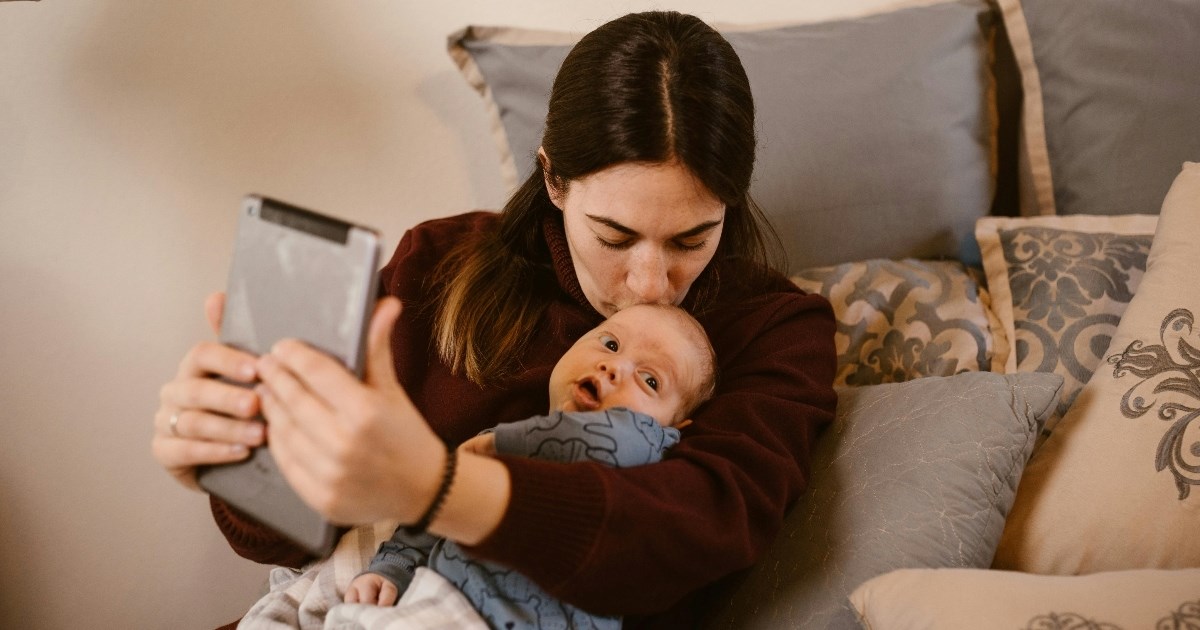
[254, 297, 513, 546]
[461, 289, 838, 616]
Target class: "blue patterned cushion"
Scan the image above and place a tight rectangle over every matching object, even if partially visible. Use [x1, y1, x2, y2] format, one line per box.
[977, 215, 1158, 435]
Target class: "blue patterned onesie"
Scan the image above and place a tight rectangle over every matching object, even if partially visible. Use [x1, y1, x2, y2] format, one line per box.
[364, 408, 681, 630]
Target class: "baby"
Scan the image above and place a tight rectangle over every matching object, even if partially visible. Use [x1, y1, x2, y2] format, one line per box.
[344, 303, 717, 629]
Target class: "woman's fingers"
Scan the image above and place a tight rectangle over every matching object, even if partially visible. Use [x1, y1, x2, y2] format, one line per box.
[176, 339, 257, 382]
[160, 376, 259, 420]
[150, 418, 257, 491]
[155, 408, 265, 445]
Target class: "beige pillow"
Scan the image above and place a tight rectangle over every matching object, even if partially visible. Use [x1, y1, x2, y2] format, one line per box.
[993, 162, 1200, 573]
[976, 214, 1157, 434]
[790, 259, 999, 387]
[849, 567, 1200, 630]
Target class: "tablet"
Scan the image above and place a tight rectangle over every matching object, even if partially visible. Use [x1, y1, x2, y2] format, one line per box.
[197, 195, 381, 557]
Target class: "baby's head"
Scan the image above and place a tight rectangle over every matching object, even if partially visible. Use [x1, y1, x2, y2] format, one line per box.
[548, 304, 716, 427]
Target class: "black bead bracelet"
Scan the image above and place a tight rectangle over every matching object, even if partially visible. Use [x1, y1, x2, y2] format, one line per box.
[405, 442, 457, 535]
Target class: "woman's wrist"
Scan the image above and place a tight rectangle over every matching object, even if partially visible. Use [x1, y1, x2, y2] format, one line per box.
[404, 442, 457, 535]
[425, 451, 511, 546]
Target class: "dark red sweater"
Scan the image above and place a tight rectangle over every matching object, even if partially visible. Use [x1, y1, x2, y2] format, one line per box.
[211, 211, 837, 624]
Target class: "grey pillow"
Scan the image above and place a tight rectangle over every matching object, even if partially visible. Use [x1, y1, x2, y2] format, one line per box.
[450, 1, 998, 269]
[705, 371, 1063, 629]
[999, 0, 1200, 216]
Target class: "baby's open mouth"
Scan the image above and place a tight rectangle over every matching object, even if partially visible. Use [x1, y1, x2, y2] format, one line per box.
[572, 377, 601, 410]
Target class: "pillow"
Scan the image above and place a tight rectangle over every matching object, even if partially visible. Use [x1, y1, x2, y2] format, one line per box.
[998, 0, 1200, 217]
[705, 371, 1063, 629]
[849, 567, 1200, 630]
[791, 259, 1001, 387]
[976, 215, 1157, 434]
[449, 1, 999, 269]
[993, 162, 1200, 574]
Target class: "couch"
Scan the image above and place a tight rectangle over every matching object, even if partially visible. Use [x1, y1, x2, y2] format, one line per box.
[447, 0, 1200, 627]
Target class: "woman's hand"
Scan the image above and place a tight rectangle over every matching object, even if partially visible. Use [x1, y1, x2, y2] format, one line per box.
[152, 292, 266, 491]
[256, 296, 446, 526]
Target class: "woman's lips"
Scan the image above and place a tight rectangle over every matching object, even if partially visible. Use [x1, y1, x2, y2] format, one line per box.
[571, 378, 601, 410]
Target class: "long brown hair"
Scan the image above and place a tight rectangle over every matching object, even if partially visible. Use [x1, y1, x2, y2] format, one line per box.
[434, 11, 784, 385]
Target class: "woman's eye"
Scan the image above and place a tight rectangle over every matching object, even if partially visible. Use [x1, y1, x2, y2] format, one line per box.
[601, 335, 619, 352]
[596, 237, 633, 251]
[641, 372, 659, 391]
[673, 239, 707, 252]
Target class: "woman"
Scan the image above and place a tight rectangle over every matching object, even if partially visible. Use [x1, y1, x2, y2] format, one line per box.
[153, 11, 837, 627]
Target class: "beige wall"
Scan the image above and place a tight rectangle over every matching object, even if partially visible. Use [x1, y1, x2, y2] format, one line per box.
[0, 0, 896, 627]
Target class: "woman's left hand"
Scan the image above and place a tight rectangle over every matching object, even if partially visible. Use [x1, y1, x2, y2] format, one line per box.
[255, 296, 446, 526]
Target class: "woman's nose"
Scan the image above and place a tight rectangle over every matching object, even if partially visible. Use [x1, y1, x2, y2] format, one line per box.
[626, 250, 670, 303]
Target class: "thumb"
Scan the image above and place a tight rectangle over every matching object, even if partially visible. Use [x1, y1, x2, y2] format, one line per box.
[204, 291, 226, 336]
[364, 296, 403, 389]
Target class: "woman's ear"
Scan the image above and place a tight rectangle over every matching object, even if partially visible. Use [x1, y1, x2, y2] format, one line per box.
[538, 147, 563, 210]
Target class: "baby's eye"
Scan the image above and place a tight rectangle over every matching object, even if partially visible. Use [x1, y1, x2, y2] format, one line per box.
[641, 372, 659, 391]
[600, 335, 619, 352]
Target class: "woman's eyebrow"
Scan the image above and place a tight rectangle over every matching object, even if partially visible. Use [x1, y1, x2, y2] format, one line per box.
[585, 214, 724, 239]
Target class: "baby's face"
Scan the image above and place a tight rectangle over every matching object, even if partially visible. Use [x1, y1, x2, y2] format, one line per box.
[548, 305, 708, 426]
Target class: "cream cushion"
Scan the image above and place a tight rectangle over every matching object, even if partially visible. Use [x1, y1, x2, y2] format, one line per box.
[993, 162, 1200, 573]
[849, 567, 1200, 630]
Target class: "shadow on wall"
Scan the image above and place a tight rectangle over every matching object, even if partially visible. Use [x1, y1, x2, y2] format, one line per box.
[416, 67, 512, 205]
[63, 2, 398, 212]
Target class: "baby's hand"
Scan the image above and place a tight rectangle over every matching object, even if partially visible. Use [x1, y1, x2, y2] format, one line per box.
[344, 572, 398, 606]
[458, 433, 496, 457]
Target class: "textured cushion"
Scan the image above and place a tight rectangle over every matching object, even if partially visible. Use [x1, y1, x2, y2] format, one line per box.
[976, 215, 1156, 434]
[849, 567, 1200, 630]
[706, 371, 1063, 629]
[791, 259, 1000, 387]
[998, 0, 1200, 216]
[449, 1, 999, 269]
[993, 162, 1200, 573]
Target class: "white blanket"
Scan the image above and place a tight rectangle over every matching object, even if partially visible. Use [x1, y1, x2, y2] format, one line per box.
[237, 521, 487, 630]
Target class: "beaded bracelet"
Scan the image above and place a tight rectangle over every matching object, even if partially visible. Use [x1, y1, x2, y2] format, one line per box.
[405, 442, 457, 535]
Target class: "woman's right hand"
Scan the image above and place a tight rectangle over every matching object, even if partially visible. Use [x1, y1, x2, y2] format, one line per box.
[151, 292, 266, 491]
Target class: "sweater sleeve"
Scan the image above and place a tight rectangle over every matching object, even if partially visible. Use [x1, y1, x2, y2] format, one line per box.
[463, 290, 838, 616]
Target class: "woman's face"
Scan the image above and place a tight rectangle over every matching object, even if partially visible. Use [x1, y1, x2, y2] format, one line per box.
[549, 159, 726, 317]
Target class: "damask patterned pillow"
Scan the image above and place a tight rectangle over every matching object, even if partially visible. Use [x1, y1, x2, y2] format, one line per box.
[976, 215, 1157, 434]
[791, 259, 1001, 387]
[992, 162, 1200, 574]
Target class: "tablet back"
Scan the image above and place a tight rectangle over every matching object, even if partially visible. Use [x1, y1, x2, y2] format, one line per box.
[197, 195, 380, 557]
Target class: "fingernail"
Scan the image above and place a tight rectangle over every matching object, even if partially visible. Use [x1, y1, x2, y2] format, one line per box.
[229, 444, 248, 456]
[239, 396, 254, 414]
[245, 423, 264, 443]
[240, 363, 256, 380]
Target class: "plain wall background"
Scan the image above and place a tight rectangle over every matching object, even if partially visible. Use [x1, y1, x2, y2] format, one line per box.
[0, 0, 899, 627]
